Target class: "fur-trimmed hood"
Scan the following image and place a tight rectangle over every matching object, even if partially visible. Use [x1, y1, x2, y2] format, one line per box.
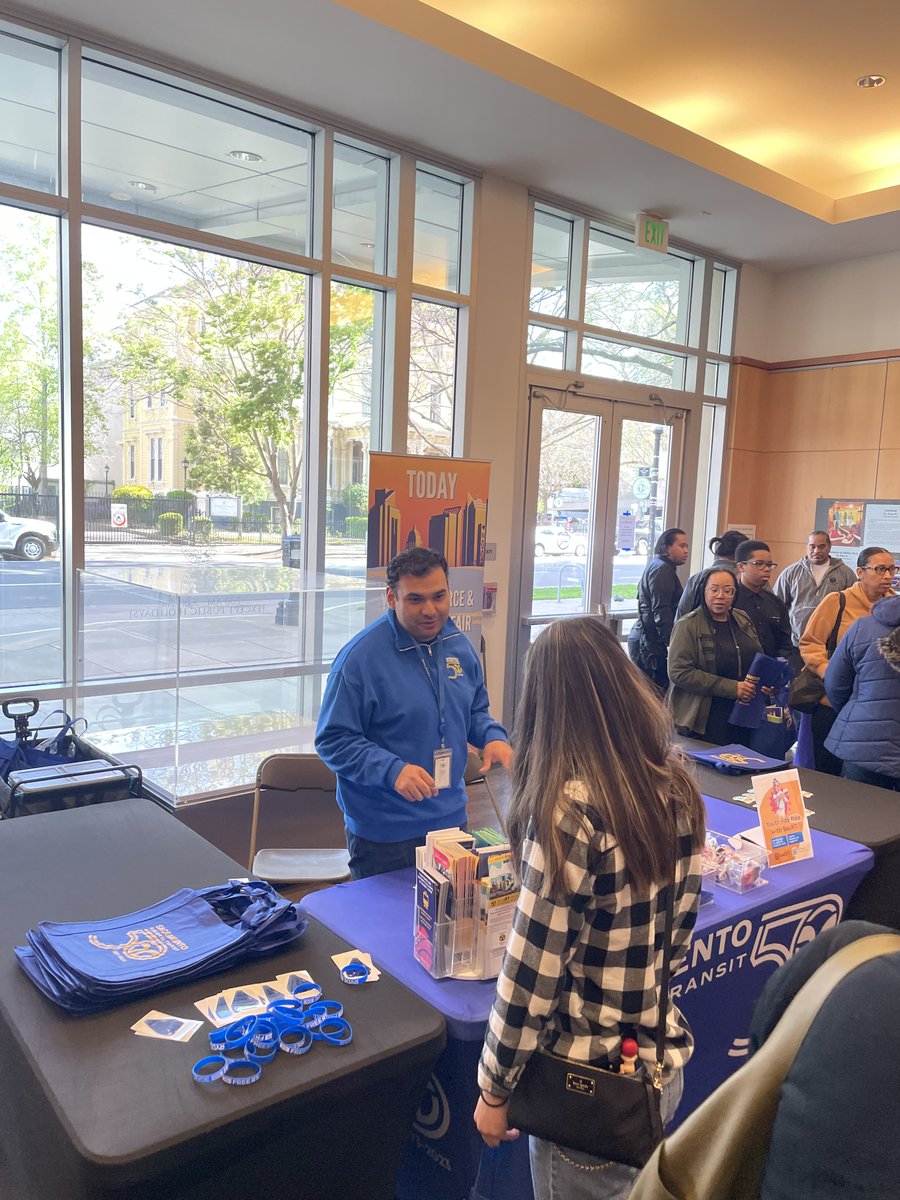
[872, 595, 900, 673]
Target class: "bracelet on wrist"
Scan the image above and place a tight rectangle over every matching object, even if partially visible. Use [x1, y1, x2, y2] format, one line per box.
[480, 1090, 508, 1108]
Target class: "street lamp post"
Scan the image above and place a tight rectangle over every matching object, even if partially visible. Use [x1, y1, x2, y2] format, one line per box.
[182, 457, 189, 492]
[104, 464, 110, 497]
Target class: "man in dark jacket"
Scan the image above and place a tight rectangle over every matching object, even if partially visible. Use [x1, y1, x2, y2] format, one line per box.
[732, 539, 797, 668]
[627, 527, 688, 689]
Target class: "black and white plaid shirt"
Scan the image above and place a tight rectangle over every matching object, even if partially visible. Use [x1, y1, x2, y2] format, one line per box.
[478, 790, 701, 1098]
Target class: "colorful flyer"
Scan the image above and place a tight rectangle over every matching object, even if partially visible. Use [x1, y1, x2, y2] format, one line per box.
[752, 769, 813, 867]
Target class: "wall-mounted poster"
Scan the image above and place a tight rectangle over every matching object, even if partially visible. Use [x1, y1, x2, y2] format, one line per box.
[813, 498, 900, 569]
[366, 453, 491, 648]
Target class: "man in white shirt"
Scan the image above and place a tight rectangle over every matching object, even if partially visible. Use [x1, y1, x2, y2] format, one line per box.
[773, 530, 857, 645]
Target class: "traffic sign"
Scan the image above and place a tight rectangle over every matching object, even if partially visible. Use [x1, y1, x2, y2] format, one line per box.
[632, 478, 651, 500]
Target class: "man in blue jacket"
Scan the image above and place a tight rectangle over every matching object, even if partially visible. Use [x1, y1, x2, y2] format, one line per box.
[316, 547, 512, 878]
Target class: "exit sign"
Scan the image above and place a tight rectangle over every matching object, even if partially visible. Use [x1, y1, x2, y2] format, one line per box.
[635, 213, 669, 253]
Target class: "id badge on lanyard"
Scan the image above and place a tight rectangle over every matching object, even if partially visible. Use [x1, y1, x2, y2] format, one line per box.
[419, 640, 451, 790]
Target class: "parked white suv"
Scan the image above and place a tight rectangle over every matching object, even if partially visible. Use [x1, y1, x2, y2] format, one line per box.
[0, 509, 59, 561]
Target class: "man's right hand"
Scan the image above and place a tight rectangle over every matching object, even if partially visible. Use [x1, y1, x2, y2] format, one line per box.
[394, 764, 438, 801]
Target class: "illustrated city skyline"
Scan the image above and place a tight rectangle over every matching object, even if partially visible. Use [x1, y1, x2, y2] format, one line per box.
[368, 487, 489, 569]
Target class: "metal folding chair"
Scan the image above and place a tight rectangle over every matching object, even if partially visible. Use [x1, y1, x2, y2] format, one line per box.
[247, 752, 351, 884]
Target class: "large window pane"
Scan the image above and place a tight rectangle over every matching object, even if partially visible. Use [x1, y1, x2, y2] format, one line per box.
[0, 207, 62, 686]
[408, 299, 456, 455]
[582, 334, 688, 390]
[0, 31, 58, 194]
[82, 225, 307, 563]
[527, 322, 566, 368]
[332, 141, 389, 273]
[82, 59, 311, 255]
[326, 282, 382, 569]
[530, 209, 573, 317]
[414, 169, 463, 291]
[530, 409, 599, 628]
[585, 228, 692, 344]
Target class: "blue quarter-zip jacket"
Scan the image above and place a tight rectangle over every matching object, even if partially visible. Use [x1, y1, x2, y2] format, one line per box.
[315, 610, 508, 841]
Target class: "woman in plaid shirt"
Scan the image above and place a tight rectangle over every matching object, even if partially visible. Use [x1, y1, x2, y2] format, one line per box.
[474, 617, 704, 1199]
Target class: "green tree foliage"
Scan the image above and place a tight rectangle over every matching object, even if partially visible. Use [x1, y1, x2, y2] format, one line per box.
[110, 245, 370, 535]
[0, 212, 106, 490]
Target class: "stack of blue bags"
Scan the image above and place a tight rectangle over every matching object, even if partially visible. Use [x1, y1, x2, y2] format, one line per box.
[15, 879, 308, 1014]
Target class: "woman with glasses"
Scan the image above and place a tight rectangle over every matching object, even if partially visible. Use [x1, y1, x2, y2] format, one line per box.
[798, 546, 897, 775]
[667, 568, 763, 744]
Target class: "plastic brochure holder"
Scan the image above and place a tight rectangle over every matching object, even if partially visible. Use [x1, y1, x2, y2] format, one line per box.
[412, 845, 515, 981]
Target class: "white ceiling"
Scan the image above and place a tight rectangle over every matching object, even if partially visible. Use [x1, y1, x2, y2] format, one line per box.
[6, 0, 900, 271]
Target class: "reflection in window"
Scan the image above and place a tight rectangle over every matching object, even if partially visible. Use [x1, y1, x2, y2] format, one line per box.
[530, 209, 573, 317]
[327, 282, 381, 561]
[408, 299, 457, 457]
[582, 334, 689, 390]
[82, 58, 311, 255]
[414, 169, 463, 291]
[527, 323, 566, 368]
[82, 225, 308, 553]
[0, 31, 59, 194]
[332, 141, 389, 273]
[585, 228, 692, 344]
[0, 206, 62, 685]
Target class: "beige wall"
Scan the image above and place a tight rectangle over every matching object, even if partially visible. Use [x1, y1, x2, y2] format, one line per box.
[725, 359, 900, 570]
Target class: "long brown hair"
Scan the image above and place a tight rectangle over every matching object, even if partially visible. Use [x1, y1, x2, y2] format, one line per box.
[508, 617, 704, 900]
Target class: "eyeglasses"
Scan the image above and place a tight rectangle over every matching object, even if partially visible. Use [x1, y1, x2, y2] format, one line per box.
[745, 559, 777, 570]
[862, 564, 900, 577]
[706, 586, 736, 596]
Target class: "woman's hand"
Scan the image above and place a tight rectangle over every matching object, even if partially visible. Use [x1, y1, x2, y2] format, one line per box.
[474, 1095, 519, 1148]
[735, 678, 756, 704]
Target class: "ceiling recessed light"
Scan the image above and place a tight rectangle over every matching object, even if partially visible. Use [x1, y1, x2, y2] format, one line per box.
[229, 149, 263, 162]
[110, 191, 131, 202]
[360, 241, 375, 248]
[857, 74, 886, 88]
[128, 180, 157, 192]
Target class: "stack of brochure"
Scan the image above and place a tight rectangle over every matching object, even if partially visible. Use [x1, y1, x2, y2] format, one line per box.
[413, 827, 518, 980]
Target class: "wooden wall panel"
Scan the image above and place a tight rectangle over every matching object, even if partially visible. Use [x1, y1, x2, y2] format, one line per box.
[880, 361, 900, 449]
[729, 364, 768, 451]
[724, 359, 893, 567]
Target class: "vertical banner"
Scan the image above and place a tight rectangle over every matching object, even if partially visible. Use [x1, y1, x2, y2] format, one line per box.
[367, 453, 490, 648]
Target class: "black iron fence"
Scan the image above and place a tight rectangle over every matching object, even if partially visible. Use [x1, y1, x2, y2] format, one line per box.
[0, 492, 280, 546]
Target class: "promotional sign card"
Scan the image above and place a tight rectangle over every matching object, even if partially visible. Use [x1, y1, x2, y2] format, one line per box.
[752, 769, 813, 867]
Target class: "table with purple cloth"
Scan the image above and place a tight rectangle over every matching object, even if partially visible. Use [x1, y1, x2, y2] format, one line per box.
[301, 793, 874, 1200]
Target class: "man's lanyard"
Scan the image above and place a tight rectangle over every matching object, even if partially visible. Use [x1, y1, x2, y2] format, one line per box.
[416, 637, 448, 749]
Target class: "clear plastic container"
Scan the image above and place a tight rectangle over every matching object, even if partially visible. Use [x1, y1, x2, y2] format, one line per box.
[701, 830, 769, 894]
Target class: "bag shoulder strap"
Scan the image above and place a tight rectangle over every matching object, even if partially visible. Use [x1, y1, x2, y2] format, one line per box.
[825, 590, 847, 657]
[631, 934, 900, 1200]
[748, 931, 900, 1069]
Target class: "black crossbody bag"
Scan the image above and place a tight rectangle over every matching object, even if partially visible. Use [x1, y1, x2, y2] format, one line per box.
[507, 863, 676, 1169]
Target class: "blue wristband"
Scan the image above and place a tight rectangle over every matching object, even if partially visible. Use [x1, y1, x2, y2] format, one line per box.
[315, 1016, 353, 1046]
[222, 1058, 262, 1086]
[340, 959, 371, 985]
[279, 1027, 314, 1056]
[290, 981, 323, 1007]
[192, 1055, 228, 1084]
[248, 1042, 278, 1063]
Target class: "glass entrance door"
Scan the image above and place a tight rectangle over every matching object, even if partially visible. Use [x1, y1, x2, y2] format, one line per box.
[517, 385, 686, 694]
